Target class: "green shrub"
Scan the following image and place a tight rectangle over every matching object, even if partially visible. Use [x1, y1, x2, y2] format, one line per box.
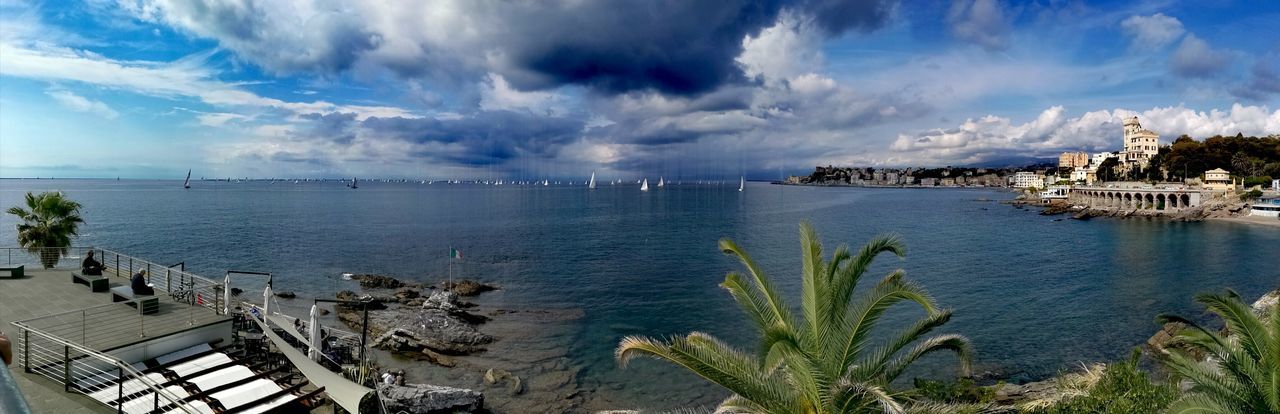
[1026, 350, 1176, 414]
[909, 377, 994, 404]
[1240, 189, 1263, 200]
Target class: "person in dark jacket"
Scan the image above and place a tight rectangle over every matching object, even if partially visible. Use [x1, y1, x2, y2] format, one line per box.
[131, 269, 154, 295]
[82, 250, 104, 276]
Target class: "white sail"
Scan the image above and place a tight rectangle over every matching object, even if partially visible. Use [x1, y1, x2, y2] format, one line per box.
[640, 178, 649, 192]
[658, 177, 664, 187]
[739, 176, 744, 192]
[183, 169, 191, 188]
[351, 177, 358, 188]
[588, 172, 596, 189]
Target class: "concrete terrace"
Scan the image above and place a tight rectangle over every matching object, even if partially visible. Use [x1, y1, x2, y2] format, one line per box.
[1, 267, 229, 413]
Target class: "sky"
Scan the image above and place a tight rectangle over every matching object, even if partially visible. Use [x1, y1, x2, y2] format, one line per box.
[0, 0, 1278, 180]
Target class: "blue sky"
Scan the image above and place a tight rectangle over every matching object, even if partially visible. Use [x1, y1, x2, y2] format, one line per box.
[1, 0, 1277, 179]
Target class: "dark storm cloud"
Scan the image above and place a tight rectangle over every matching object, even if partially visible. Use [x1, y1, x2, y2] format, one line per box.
[136, 0, 898, 96]
[501, 0, 897, 95]
[363, 110, 584, 166]
[300, 112, 358, 144]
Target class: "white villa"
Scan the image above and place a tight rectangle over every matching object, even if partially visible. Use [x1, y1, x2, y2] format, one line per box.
[1121, 116, 1160, 171]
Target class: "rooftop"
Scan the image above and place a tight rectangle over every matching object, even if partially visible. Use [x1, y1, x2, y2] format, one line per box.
[2, 266, 228, 413]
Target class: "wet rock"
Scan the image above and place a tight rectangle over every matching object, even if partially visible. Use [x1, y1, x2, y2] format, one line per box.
[395, 287, 421, 304]
[484, 368, 524, 395]
[442, 280, 498, 296]
[1252, 288, 1279, 319]
[274, 291, 297, 299]
[317, 307, 330, 316]
[351, 274, 414, 289]
[379, 383, 483, 414]
[1146, 321, 1188, 355]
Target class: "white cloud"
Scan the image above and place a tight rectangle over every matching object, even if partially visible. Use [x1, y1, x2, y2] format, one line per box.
[737, 11, 823, 83]
[0, 41, 418, 121]
[1169, 34, 1229, 78]
[45, 89, 119, 119]
[891, 104, 1280, 165]
[1120, 13, 1185, 49]
[946, 0, 1010, 51]
[478, 73, 570, 116]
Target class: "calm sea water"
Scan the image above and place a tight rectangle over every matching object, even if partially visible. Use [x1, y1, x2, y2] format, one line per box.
[2, 179, 1278, 410]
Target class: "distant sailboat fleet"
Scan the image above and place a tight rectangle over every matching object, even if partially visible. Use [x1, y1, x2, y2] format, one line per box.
[181, 170, 746, 192]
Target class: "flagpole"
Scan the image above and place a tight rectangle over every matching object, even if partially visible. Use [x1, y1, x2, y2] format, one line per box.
[447, 246, 453, 292]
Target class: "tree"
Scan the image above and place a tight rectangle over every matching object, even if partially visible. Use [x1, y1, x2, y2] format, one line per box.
[6, 192, 84, 268]
[616, 223, 973, 413]
[1156, 290, 1279, 414]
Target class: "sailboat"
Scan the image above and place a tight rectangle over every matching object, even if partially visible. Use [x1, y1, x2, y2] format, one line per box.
[588, 172, 596, 189]
[350, 177, 358, 189]
[738, 176, 745, 192]
[658, 177, 664, 188]
[640, 178, 649, 192]
[183, 169, 191, 189]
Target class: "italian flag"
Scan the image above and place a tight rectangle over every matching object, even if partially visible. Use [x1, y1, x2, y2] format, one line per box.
[450, 248, 462, 259]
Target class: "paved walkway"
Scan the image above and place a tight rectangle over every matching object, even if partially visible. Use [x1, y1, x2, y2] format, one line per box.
[1, 267, 226, 413]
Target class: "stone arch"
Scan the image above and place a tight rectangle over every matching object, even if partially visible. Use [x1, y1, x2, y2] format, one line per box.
[1156, 193, 1166, 210]
[1144, 193, 1155, 209]
[1181, 194, 1191, 208]
[1123, 193, 1133, 208]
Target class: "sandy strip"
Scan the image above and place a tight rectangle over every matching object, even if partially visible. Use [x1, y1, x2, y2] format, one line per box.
[1209, 215, 1280, 228]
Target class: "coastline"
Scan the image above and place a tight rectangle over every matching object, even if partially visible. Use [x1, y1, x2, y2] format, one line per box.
[1208, 215, 1280, 228]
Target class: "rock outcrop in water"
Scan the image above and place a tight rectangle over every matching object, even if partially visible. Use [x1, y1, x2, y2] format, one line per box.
[442, 279, 499, 296]
[379, 383, 484, 414]
[342, 290, 494, 360]
[351, 273, 417, 289]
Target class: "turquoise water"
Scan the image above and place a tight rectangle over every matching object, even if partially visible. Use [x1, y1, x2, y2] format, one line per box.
[2, 179, 1278, 409]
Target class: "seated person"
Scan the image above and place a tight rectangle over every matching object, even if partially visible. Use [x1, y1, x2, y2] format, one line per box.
[81, 250, 104, 276]
[130, 269, 155, 296]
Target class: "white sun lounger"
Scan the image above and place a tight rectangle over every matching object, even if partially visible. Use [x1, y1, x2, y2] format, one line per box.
[85, 372, 168, 404]
[208, 379, 285, 410]
[155, 343, 214, 365]
[168, 353, 234, 378]
[236, 394, 298, 414]
[162, 400, 215, 414]
[186, 365, 255, 391]
[118, 385, 192, 414]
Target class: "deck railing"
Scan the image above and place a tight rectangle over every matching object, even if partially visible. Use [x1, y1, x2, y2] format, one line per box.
[10, 319, 198, 414]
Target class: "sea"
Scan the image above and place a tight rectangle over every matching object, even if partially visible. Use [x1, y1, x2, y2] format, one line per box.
[1, 178, 1278, 412]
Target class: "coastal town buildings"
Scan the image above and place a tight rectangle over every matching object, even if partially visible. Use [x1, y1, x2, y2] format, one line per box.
[1204, 168, 1234, 192]
[1012, 171, 1042, 189]
[1070, 169, 1088, 183]
[1091, 151, 1119, 167]
[1058, 151, 1088, 169]
[1121, 116, 1160, 171]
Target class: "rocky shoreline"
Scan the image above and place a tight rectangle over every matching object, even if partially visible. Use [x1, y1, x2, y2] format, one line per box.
[320, 274, 595, 413]
[1006, 196, 1251, 222]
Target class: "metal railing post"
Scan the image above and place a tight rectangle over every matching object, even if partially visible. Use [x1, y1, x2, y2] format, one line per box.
[139, 307, 146, 338]
[117, 366, 124, 414]
[166, 269, 171, 294]
[22, 329, 29, 373]
[63, 345, 71, 392]
[115, 253, 119, 277]
[81, 309, 87, 346]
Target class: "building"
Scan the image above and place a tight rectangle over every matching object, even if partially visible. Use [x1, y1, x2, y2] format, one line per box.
[1070, 168, 1088, 183]
[1250, 198, 1280, 218]
[1204, 168, 1233, 192]
[1012, 171, 1042, 189]
[1122, 116, 1160, 170]
[920, 178, 937, 187]
[1091, 151, 1118, 167]
[1273, 179, 1279, 190]
[1058, 151, 1088, 168]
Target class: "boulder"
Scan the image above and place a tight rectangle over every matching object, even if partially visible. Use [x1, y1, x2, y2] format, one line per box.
[274, 291, 297, 299]
[484, 368, 524, 395]
[442, 280, 498, 296]
[379, 383, 483, 414]
[351, 274, 412, 289]
[395, 287, 421, 304]
[1251, 289, 1279, 319]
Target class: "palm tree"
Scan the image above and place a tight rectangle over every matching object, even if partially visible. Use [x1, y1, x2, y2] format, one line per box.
[6, 191, 83, 268]
[1156, 290, 1279, 414]
[616, 223, 973, 414]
